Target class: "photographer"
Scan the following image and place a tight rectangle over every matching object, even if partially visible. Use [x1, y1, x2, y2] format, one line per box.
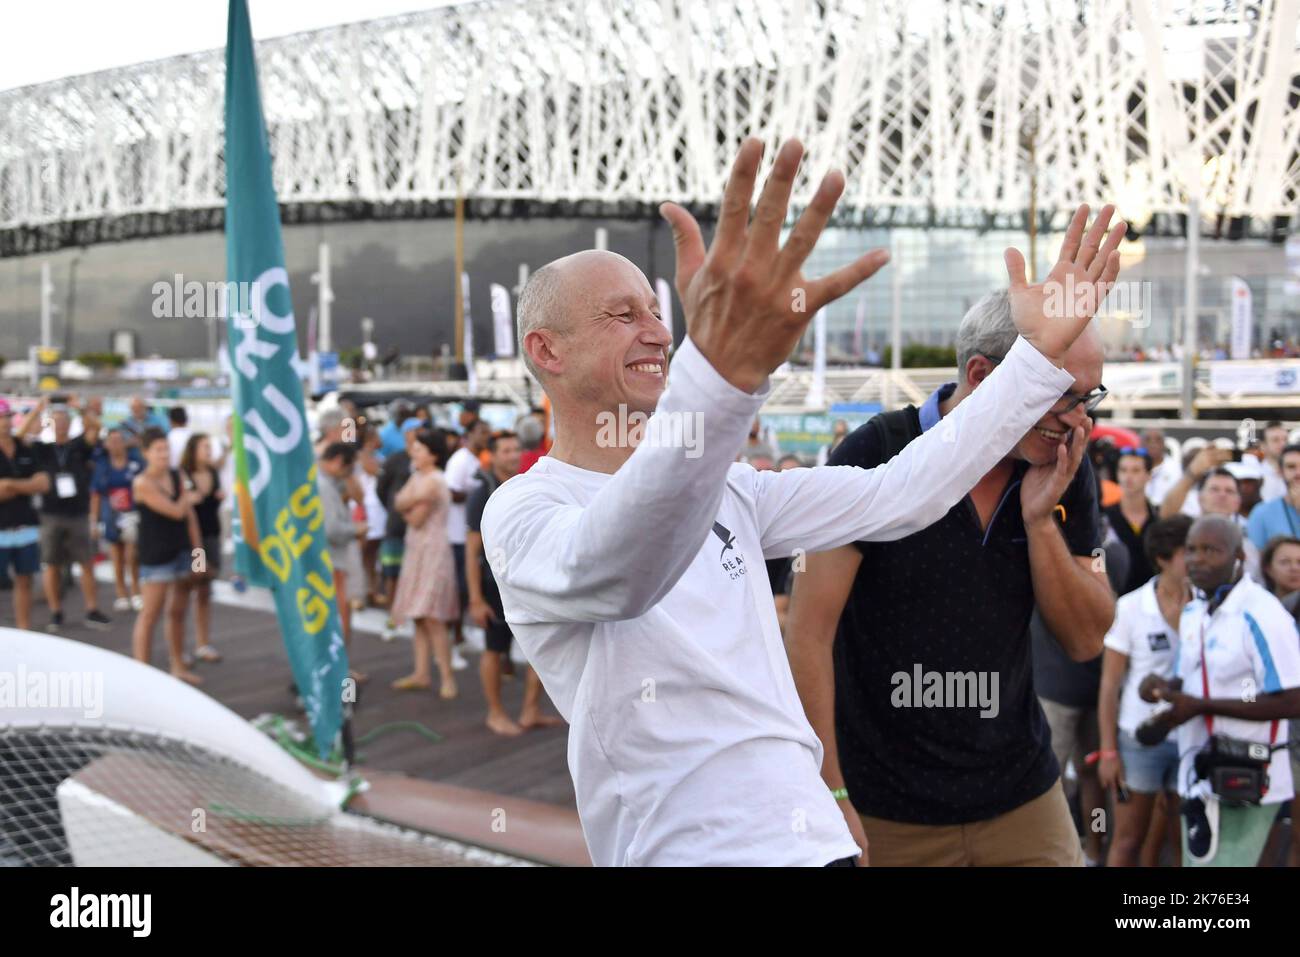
[1140, 514, 1300, 866]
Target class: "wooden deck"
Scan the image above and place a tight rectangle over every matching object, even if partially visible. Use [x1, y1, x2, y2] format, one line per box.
[0, 576, 576, 811]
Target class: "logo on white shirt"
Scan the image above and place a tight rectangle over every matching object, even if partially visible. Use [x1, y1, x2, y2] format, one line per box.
[711, 521, 747, 580]
[1146, 632, 1171, 651]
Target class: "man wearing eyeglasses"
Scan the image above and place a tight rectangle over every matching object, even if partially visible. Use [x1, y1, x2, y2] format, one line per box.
[788, 286, 1116, 866]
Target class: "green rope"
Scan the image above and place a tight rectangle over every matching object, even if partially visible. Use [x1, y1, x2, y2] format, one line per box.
[207, 803, 328, 828]
[254, 713, 443, 785]
[357, 721, 444, 747]
[209, 716, 444, 825]
[340, 775, 367, 808]
[262, 716, 347, 775]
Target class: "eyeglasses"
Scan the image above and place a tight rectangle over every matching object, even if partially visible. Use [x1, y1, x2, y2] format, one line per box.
[979, 353, 1108, 415]
[1117, 446, 1151, 458]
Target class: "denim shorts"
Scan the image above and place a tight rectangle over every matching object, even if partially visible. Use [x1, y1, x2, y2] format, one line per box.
[140, 550, 193, 584]
[0, 541, 40, 577]
[1118, 729, 1179, 794]
[102, 509, 139, 545]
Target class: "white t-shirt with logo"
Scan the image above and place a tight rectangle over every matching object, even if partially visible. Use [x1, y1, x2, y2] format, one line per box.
[1174, 576, 1300, 804]
[444, 446, 482, 545]
[482, 335, 1074, 866]
[1103, 577, 1180, 735]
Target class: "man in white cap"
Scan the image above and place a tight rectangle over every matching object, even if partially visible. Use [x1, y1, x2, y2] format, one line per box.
[1226, 455, 1265, 521]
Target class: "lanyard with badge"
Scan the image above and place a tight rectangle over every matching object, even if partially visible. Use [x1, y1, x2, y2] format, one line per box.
[53, 442, 78, 499]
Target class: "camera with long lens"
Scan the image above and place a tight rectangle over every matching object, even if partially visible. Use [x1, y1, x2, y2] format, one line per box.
[1193, 734, 1273, 805]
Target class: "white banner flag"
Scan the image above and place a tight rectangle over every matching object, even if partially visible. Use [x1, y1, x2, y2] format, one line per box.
[655, 277, 674, 343]
[1209, 361, 1299, 395]
[490, 283, 513, 357]
[1229, 277, 1253, 360]
[807, 308, 827, 409]
[462, 272, 477, 392]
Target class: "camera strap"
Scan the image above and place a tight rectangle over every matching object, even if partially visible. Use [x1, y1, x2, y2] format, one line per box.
[1199, 614, 1279, 747]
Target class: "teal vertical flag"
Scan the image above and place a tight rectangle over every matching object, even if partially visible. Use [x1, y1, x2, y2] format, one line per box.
[224, 0, 347, 757]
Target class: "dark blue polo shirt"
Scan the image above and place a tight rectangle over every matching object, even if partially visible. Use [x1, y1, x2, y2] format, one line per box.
[829, 383, 1101, 825]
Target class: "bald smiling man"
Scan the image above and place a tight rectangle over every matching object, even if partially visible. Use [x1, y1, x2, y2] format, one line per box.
[481, 138, 1125, 866]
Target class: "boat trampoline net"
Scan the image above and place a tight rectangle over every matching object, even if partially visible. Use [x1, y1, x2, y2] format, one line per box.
[0, 725, 527, 867]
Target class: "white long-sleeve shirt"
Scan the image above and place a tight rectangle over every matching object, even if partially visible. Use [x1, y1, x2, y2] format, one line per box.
[482, 335, 1075, 866]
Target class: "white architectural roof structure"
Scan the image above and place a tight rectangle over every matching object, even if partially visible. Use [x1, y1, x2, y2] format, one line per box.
[2, 0, 1297, 253]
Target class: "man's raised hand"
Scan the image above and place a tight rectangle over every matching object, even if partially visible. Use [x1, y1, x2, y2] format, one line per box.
[1006, 204, 1126, 366]
[660, 138, 890, 393]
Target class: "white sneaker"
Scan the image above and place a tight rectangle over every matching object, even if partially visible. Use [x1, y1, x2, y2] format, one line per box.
[461, 623, 486, 652]
[451, 647, 469, 671]
[113, 597, 132, 612]
[130, 594, 144, 611]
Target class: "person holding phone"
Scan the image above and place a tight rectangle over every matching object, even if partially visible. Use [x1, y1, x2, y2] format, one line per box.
[1097, 515, 1192, 866]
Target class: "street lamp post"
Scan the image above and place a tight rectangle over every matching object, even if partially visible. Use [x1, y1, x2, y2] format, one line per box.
[40, 262, 54, 347]
[1180, 197, 1200, 421]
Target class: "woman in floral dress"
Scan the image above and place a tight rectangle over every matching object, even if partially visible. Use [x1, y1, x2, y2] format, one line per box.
[390, 428, 460, 697]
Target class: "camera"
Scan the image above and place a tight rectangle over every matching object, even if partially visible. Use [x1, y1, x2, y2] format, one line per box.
[1193, 734, 1273, 805]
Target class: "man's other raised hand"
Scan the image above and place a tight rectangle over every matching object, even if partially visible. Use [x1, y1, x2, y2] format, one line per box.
[1006, 204, 1126, 366]
[661, 138, 890, 393]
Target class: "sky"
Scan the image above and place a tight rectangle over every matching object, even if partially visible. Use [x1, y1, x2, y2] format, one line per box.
[0, 0, 460, 92]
